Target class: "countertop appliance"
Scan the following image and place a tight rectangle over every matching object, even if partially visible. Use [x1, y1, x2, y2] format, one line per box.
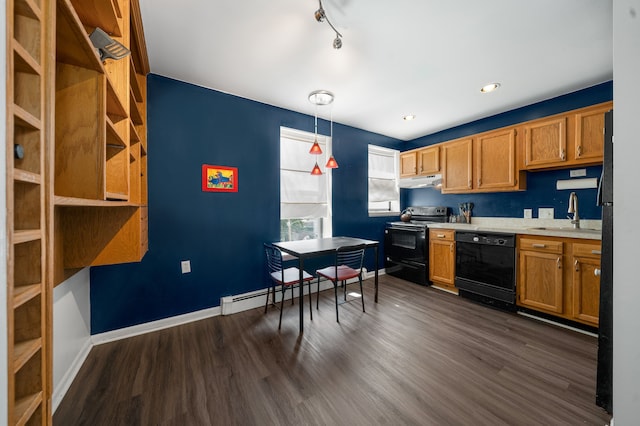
[596, 110, 613, 413]
[385, 206, 448, 285]
[455, 230, 517, 310]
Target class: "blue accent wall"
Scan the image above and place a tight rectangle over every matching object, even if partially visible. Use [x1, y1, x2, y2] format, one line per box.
[90, 76, 612, 334]
[90, 75, 402, 333]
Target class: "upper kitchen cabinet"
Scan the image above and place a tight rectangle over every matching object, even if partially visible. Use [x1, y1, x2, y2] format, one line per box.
[522, 116, 568, 170]
[399, 145, 440, 178]
[441, 137, 473, 193]
[523, 101, 612, 171]
[441, 128, 525, 194]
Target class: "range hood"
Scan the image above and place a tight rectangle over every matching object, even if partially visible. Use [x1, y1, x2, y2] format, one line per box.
[399, 174, 443, 189]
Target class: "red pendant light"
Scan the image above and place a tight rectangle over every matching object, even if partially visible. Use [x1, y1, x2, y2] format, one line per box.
[309, 140, 323, 155]
[325, 155, 338, 168]
[310, 162, 323, 175]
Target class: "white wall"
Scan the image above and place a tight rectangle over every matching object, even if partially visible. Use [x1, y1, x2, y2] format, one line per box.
[612, 0, 640, 423]
[0, 0, 8, 421]
[52, 269, 92, 412]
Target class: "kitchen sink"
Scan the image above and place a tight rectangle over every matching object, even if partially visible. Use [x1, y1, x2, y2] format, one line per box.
[527, 226, 600, 233]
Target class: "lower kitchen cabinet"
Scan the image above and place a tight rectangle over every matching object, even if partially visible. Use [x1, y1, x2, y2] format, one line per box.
[517, 236, 601, 327]
[571, 242, 602, 326]
[429, 229, 456, 292]
[518, 237, 564, 313]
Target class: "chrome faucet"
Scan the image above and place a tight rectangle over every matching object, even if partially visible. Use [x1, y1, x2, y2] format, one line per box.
[568, 192, 580, 229]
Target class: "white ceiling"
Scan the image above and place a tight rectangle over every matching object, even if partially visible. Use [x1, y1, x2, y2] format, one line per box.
[138, 0, 612, 141]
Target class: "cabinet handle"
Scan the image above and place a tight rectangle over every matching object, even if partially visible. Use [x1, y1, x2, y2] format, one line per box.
[478, 178, 482, 186]
[594, 268, 601, 277]
[419, 166, 423, 173]
[591, 250, 602, 255]
[437, 234, 445, 238]
[577, 145, 583, 157]
[468, 180, 472, 188]
[532, 243, 546, 248]
[574, 259, 579, 271]
[560, 149, 566, 161]
[557, 257, 562, 269]
[450, 243, 454, 253]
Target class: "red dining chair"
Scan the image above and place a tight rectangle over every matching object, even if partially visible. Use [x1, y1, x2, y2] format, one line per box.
[315, 244, 366, 323]
[264, 243, 315, 329]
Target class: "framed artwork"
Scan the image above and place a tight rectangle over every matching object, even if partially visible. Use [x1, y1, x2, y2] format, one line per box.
[202, 164, 238, 192]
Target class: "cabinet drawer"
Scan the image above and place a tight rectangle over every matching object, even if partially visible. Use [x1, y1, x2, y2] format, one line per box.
[573, 242, 601, 257]
[429, 229, 455, 241]
[519, 238, 563, 254]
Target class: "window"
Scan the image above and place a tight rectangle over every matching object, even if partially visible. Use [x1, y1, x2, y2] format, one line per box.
[368, 145, 400, 216]
[280, 127, 333, 241]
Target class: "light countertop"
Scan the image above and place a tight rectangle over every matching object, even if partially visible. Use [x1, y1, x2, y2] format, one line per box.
[427, 217, 602, 240]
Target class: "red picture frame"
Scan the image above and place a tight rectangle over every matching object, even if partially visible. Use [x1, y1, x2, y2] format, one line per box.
[202, 164, 238, 192]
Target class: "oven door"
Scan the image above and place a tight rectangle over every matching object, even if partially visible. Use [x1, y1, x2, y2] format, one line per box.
[384, 226, 426, 263]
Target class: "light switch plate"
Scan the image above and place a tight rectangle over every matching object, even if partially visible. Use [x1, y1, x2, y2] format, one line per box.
[181, 260, 191, 274]
[524, 209, 533, 219]
[538, 208, 554, 219]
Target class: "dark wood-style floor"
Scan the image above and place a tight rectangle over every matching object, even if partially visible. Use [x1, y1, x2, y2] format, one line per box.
[54, 275, 611, 425]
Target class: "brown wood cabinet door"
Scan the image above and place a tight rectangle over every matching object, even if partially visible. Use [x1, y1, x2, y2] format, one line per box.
[441, 138, 473, 193]
[574, 107, 606, 163]
[475, 129, 516, 190]
[429, 239, 455, 286]
[523, 116, 567, 169]
[417, 146, 440, 175]
[572, 255, 601, 326]
[399, 151, 417, 177]
[518, 250, 564, 313]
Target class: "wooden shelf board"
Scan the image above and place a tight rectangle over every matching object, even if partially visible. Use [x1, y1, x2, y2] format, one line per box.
[13, 338, 41, 373]
[105, 191, 129, 201]
[14, 391, 43, 426]
[129, 90, 143, 125]
[13, 229, 42, 245]
[54, 195, 134, 207]
[129, 63, 143, 102]
[141, 142, 147, 156]
[13, 41, 42, 75]
[129, 120, 140, 142]
[106, 116, 126, 148]
[69, 0, 122, 37]
[15, 0, 41, 20]
[13, 104, 41, 130]
[13, 169, 41, 185]
[56, 0, 104, 72]
[13, 283, 42, 309]
[106, 77, 127, 118]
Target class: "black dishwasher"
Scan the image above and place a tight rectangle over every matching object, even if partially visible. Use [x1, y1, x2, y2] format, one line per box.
[455, 231, 516, 309]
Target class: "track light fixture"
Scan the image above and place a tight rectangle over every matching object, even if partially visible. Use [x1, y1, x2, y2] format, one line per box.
[315, 0, 343, 49]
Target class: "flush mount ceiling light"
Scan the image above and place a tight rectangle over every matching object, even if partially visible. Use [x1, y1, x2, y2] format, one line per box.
[480, 82, 501, 93]
[403, 114, 416, 121]
[315, 0, 343, 49]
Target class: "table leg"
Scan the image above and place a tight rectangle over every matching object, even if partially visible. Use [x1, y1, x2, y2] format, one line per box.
[374, 245, 379, 303]
[299, 258, 304, 332]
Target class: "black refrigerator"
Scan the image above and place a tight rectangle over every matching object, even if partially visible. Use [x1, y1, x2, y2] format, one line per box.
[596, 110, 613, 413]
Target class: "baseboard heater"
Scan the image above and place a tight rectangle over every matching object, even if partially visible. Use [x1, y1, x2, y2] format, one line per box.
[220, 268, 370, 315]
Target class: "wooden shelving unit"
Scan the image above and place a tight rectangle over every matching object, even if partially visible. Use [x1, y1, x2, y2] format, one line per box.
[5, 0, 149, 423]
[7, 0, 49, 422]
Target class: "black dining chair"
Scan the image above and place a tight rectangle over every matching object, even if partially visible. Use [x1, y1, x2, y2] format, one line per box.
[264, 243, 315, 329]
[315, 244, 366, 322]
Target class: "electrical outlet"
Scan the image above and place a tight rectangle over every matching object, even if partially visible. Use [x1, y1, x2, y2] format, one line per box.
[524, 209, 533, 219]
[181, 260, 191, 274]
[538, 208, 554, 219]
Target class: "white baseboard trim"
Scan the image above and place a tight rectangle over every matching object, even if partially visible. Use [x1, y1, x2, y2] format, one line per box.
[52, 338, 92, 413]
[516, 311, 598, 337]
[91, 306, 221, 346]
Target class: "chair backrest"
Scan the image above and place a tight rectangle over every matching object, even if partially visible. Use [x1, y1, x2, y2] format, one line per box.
[336, 244, 366, 271]
[264, 243, 284, 280]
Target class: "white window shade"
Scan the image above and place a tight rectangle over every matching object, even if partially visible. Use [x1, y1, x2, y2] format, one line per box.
[368, 145, 399, 213]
